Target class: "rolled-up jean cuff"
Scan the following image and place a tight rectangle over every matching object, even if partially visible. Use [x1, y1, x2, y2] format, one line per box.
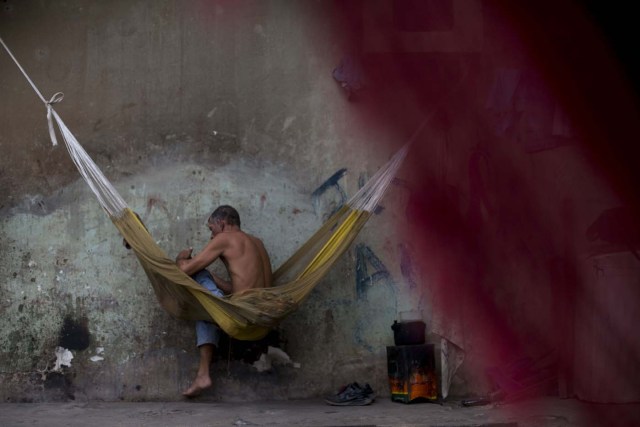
[196, 320, 220, 347]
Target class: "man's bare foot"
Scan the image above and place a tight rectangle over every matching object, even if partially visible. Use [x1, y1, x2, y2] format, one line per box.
[182, 375, 212, 397]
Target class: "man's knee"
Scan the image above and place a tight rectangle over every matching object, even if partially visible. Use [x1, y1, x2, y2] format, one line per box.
[192, 270, 224, 298]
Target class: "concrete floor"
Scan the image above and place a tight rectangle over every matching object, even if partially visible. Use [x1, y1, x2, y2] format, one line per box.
[1, 397, 639, 427]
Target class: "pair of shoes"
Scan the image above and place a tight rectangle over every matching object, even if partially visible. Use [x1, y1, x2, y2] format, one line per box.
[324, 382, 376, 406]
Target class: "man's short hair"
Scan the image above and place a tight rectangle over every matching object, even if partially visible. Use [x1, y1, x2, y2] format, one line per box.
[208, 205, 241, 227]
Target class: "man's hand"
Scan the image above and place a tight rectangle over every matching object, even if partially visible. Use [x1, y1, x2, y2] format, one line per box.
[176, 248, 193, 263]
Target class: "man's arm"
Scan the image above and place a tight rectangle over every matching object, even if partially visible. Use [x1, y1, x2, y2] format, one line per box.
[209, 272, 233, 294]
[176, 236, 228, 276]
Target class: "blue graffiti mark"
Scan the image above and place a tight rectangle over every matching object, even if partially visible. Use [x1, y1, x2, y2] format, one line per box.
[398, 244, 417, 289]
[355, 243, 392, 299]
[312, 168, 348, 219]
[352, 244, 399, 352]
[312, 168, 348, 198]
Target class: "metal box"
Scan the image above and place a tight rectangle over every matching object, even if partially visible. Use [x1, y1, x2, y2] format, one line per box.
[387, 344, 438, 403]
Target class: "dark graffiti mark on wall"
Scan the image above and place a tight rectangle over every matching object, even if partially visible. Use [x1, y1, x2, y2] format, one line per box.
[354, 319, 375, 353]
[354, 243, 398, 352]
[333, 55, 366, 101]
[355, 243, 393, 299]
[398, 243, 418, 289]
[312, 168, 348, 220]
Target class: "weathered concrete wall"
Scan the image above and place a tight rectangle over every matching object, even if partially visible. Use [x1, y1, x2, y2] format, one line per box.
[0, 0, 405, 401]
[1, 0, 639, 403]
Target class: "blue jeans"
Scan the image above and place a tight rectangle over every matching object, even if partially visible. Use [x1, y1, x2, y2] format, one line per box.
[192, 270, 224, 347]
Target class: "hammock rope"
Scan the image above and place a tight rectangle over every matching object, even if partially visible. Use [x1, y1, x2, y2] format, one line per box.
[2, 36, 415, 340]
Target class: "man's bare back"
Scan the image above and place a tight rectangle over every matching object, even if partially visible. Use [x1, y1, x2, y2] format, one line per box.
[176, 214, 271, 294]
[204, 230, 271, 293]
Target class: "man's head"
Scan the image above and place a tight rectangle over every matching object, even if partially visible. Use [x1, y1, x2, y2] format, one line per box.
[207, 205, 241, 237]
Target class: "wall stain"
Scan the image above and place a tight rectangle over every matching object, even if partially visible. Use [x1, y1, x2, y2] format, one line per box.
[145, 196, 170, 218]
[58, 315, 90, 351]
[43, 372, 75, 400]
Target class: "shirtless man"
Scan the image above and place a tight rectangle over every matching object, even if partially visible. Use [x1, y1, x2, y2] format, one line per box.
[175, 205, 272, 397]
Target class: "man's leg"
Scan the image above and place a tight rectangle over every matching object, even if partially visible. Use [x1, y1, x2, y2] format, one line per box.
[182, 327, 216, 397]
[183, 270, 224, 397]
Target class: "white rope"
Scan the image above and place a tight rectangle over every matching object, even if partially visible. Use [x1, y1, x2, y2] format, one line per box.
[1, 36, 62, 146]
[0, 36, 48, 104]
[1, 35, 128, 217]
[46, 92, 64, 146]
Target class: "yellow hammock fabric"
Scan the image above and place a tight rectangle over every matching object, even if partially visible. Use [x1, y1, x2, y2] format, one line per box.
[1, 36, 415, 341]
[114, 205, 371, 340]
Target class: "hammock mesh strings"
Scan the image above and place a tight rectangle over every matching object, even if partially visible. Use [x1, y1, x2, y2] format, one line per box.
[53, 111, 128, 217]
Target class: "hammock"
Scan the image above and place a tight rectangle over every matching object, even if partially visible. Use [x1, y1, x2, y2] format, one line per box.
[2, 37, 415, 340]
